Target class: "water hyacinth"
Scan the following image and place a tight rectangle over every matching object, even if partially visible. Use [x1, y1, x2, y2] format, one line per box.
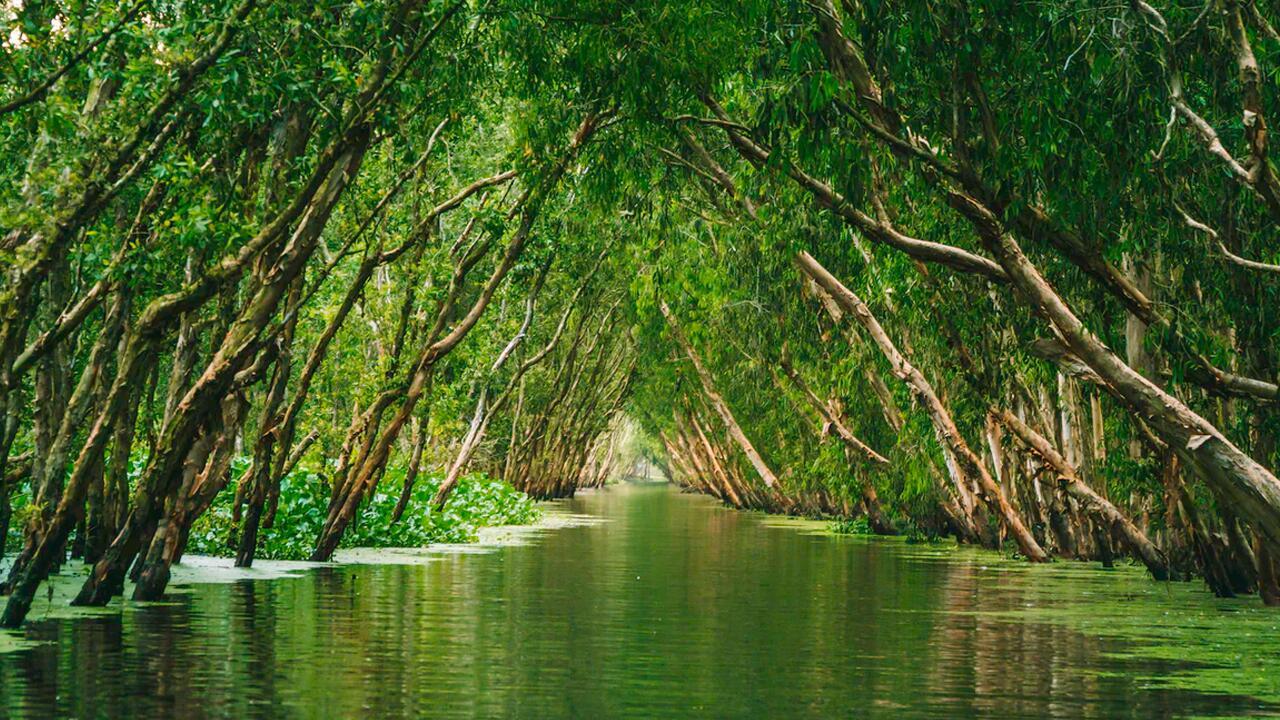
[185, 465, 540, 561]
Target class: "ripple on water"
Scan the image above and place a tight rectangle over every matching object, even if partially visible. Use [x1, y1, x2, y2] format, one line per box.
[0, 483, 1275, 719]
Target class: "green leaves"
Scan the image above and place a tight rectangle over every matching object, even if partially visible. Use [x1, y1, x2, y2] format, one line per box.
[185, 466, 540, 560]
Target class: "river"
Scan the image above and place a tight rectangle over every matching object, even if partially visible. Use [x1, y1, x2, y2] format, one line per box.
[0, 482, 1276, 718]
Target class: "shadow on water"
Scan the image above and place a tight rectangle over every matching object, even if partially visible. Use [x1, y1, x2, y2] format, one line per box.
[0, 482, 1276, 718]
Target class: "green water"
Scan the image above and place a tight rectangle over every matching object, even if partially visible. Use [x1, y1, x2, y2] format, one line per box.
[0, 483, 1277, 718]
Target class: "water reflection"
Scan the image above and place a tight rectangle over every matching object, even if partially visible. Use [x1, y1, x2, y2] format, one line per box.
[0, 483, 1273, 719]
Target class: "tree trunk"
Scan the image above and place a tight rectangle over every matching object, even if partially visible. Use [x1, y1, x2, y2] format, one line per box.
[795, 250, 1048, 561]
[949, 190, 1280, 558]
[993, 408, 1169, 579]
[660, 300, 779, 489]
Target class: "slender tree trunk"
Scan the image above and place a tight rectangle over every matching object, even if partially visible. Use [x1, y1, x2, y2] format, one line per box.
[949, 190, 1280, 557]
[83, 131, 374, 606]
[235, 275, 304, 568]
[993, 408, 1169, 579]
[795, 251, 1048, 561]
[389, 417, 429, 524]
[660, 300, 779, 489]
[774, 359, 894, 533]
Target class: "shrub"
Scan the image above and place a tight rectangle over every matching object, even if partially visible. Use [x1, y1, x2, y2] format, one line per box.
[184, 465, 539, 561]
[829, 516, 871, 535]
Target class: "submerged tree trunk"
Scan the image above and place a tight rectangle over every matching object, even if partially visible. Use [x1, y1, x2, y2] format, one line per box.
[311, 113, 603, 560]
[75, 128, 376, 609]
[992, 408, 1169, 579]
[234, 275, 304, 568]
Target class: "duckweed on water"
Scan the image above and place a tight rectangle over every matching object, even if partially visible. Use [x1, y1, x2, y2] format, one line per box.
[735, 512, 1280, 709]
[871, 535, 1280, 706]
[1014, 564, 1280, 705]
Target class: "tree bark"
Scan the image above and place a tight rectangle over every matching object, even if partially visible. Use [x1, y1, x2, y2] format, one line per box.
[948, 190, 1280, 557]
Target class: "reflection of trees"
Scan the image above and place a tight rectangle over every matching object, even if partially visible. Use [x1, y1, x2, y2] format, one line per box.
[0, 486, 1272, 718]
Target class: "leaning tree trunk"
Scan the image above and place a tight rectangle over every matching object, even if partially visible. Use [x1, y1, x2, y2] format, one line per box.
[235, 276, 304, 568]
[774, 358, 894, 534]
[311, 114, 601, 560]
[660, 300, 779, 489]
[82, 133, 374, 607]
[948, 190, 1280, 558]
[431, 267, 594, 509]
[993, 408, 1170, 579]
[795, 251, 1049, 562]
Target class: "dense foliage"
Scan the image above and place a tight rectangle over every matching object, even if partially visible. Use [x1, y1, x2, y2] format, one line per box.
[1, 0, 1279, 629]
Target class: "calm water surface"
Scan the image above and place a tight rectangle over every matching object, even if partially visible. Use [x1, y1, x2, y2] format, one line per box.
[0, 482, 1277, 719]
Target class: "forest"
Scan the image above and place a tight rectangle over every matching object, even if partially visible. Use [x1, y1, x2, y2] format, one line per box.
[1, 0, 1279, 643]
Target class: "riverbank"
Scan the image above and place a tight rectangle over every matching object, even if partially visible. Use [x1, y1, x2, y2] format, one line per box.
[0, 494, 603, 651]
